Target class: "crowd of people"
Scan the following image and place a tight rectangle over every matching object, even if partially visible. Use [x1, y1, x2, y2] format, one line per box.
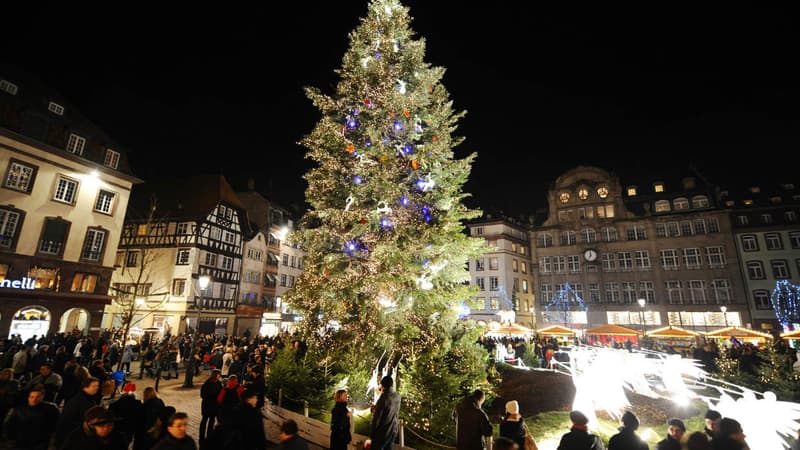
[0, 328, 309, 450]
[2, 328, 798, 450]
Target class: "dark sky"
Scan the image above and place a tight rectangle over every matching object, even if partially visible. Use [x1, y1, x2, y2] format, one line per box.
[4, 3, 799, 218]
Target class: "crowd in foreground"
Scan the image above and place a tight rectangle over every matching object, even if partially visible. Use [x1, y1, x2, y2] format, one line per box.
[456, 387, 764, 450]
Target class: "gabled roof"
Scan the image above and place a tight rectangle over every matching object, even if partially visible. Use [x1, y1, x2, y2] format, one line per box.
[585, 324, 641, 336]
[0, 63, 138, 178]
[484, 322, 534, 337]
[703, 326, 773, 340]
[126, 174, 247, 224]
[536, 325, 576, 336]
[646, 326, 699, 338]
[781, 329, 800, 339]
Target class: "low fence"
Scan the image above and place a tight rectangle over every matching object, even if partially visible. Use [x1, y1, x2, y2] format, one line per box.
[265, 389, 498, 450]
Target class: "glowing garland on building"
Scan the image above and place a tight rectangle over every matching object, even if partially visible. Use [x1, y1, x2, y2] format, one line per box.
[544, 282, 588, 326]
[771, 279, 800, 328]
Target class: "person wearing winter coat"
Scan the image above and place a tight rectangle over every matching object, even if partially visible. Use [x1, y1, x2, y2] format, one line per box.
[199, 369, 223, 442]
[370, 376, 401, 450]
[330, 389, 352, 450]
[152, 412, 197, 450]
[499, 400, 527, 450]
[454, 389, 493, 450]
[710, 418, 748, 450]
[608, 411, 648, 450]
[54, 376, 101, 442]
[60, 405, 127, 450]
[216, 374, 244, 424]
[230, 390, 266, 450]
[655, 419, 685, 450]
[557, 410, 605, 450]
[121, 345, 134, 373]
[3, 387, 60, 450]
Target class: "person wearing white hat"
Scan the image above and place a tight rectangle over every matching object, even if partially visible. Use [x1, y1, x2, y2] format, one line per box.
[500, 400, 527, 450]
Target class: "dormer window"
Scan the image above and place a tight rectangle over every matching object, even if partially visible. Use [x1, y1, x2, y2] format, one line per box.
[743, 199, 754, 206]
[770, 196, 783, 204]
[681, 177, 696, 190]
[673, 197, 689, 210]
[626, 186, 638, 197]
[66, 133, 86, 155]
[725, 200, 734, 207]
[0, 80, 19, 95]
[691, 195, 710, 208]
[578, 187, 589, 200]
[104, 149, 120, 169]
[749, 186, 761, 193]
[653, 182, 665, 193]
[597, 185, 609, 199]
[48, 101, 65, 116]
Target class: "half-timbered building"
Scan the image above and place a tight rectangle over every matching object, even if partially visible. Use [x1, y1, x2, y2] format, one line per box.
[104, 175, 253, 336]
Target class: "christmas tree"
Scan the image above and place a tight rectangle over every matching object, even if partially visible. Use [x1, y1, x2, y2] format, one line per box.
[287, 0, 487, 440]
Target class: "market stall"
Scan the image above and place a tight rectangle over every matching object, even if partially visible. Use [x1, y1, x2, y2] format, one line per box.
[585, 324, 641, 346]
[536, 325, 577, 345]
[646, 325, 700, 354]
[703, 326, 774, 347]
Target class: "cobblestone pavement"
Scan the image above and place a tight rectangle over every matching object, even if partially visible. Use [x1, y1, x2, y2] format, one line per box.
[127, 361, 279, 447]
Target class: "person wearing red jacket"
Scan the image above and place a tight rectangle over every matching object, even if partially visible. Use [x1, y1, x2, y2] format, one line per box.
[216, 374, 244, 424]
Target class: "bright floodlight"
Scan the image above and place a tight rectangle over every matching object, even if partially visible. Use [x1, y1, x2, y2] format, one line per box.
[637, 298, 646, 308]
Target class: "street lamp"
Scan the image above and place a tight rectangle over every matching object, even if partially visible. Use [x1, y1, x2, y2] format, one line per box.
[637, 298, 646, 335]
[183, 274, 210, 388]
[720, 305, 728, 327]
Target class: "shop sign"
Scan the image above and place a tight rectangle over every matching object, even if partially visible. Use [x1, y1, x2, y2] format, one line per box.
[0, 277, 36, 290]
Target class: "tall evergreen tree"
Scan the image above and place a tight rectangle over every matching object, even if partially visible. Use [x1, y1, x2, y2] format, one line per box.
[287, 0, 487, 439]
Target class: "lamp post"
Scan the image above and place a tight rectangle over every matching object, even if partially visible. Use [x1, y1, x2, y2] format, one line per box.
[720, 305, 728, 327]
[637, 298, 646, 334]
[183, 274, 210, 388]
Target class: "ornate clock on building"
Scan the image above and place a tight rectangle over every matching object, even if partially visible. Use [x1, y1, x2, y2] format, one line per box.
[583, 249, 598, 262]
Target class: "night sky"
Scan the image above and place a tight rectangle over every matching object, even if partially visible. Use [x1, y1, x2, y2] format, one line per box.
[4, 3, 799, 218]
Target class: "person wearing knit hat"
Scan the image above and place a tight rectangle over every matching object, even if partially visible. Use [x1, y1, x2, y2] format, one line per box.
[557, 410, 603, 450]
[59, 405, 126, 450]
[500, 400, 526, 450]
[703, 409, 722, 439]
[608, 411, 647, 450]
[655, 418, 686, 450]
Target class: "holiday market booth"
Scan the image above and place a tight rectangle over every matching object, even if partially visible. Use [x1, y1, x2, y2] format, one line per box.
[485, 322, 535, 338]
[646, 326, 700, 354]
[703, 326, 774, 347]
[536, 325, 577, 345]
[484, 322, 534, 366]
[586, 324, 641, 346]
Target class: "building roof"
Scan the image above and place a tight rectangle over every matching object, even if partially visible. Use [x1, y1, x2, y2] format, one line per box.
[126, 174, 248, 226]
[0, 63, 138, 179]
[585, 324, 641, 336]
